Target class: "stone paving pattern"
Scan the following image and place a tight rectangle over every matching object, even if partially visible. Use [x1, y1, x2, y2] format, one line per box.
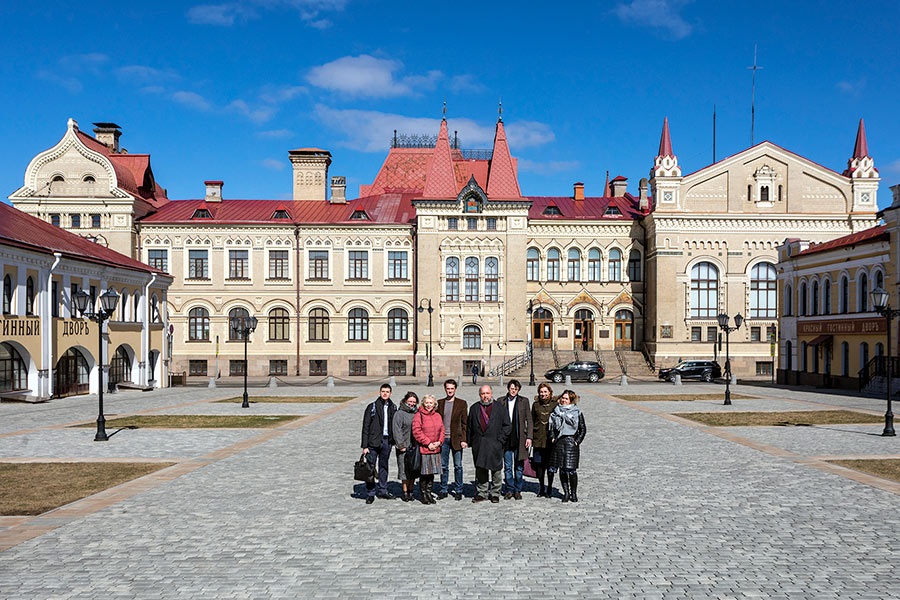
[0, 381, 899, 598]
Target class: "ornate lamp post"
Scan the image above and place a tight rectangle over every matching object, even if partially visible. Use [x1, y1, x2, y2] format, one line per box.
[73, 288, 120, 442]
[527, 299, 536, 386]
[417, 298, 434, 387]
[871, 286, 898, 437]
[717, 312, 744, 406]
[230, 315, 258, 408]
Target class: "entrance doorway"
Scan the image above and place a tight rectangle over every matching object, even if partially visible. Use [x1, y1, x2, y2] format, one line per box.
[533, 308, 553, 348]
[614, 309, 633, 350]
[110, 345, 132, 387]
[55, 347, 90, 397]
[573, 309, 594, 351]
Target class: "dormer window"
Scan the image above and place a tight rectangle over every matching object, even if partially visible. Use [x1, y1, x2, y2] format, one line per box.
[192, 208, 212, 219]
[350, 210, 370, 220]
[271, 210, 290, 219]
[83, 175, 96, 183]
[51, 175, 64, 183]
[543, 205, 562, 216]
[604, 206, 621, 216]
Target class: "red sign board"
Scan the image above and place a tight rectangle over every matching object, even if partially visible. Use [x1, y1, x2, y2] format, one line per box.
[797, 318, 886, 335]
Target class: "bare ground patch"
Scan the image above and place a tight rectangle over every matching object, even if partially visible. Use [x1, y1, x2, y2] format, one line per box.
[614, 393, 758, 402]
[676, 410, 882, 427]
[828, 459, 900, 484]
[72, 415, 303, 429]
[215, 396, 354, 403]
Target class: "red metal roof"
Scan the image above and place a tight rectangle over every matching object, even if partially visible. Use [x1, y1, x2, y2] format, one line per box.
[0, 203, 169, 275]
[528, 195, 644, 220]
[794, 225, 888, 257]
[658, 117, 674, 157]
[75, 130, 169, 208]
[422, 119, 457, 199]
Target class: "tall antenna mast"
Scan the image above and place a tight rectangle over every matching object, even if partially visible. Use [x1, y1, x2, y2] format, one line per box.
[748, 44, 763, 145]
[713, 104, 717, 163]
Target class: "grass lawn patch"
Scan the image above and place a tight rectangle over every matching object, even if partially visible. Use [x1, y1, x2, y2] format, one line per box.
[72, 415, 302, 429]
[215, 396, 354, 404]
[0, 462, 173, 515]
[677, 410, 883, 427]
[615, 393, 757, 402]
[829, 459, 900, 484]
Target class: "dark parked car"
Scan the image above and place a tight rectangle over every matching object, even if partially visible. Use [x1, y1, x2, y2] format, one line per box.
[545, 361, 605, 383]
[657, 360, 722, 382]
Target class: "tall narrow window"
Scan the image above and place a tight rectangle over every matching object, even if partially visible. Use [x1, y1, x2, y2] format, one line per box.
[309, 250, 329, 280]
[811, 280, 819, 316]
[348, 251, 368, 280]
[268, 250, 289, 279]
[465, 257, 479, 302]
[760, 186, 769, 203]
[567, 249, 581, 282]
[799, 282, 807, 316]
[608, 249, 622, 282]
[690, 262, 719, 318]
[526, 249, 539, 282]
[859, 273, 869, 312]
[823, 279, 832, 314]
[446, 257, 460, 301]
[841, 341, 849, 376]
[228, 307, 250, 340]
[627, 250, 641, 281]
[840, 277, 849, 314]
[188, 307, 210, 341]
[25, 277, 34, 316]
[747, 184, 752, 201]
[588, 249, 601, 282]
[309, 308, 329, 341]
[2, 274, 12, 315]
[188, 250, 209, 279]
[51, 281, 59, 317]
[228, 250, 249, 279]
[784, 284, 793, 316]
[485, 257, 499, 302]
[388, 251, 408, 280]
[547, 249, 560, 282]
[71, 214, 81, 229]
[387, 308, 408, 341]
[268, 308, 289, 341]
[467, 217, 477, 231]
[348, 308, 369, 341]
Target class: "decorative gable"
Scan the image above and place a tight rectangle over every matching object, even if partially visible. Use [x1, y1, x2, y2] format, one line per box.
[457, 175, 487, 213]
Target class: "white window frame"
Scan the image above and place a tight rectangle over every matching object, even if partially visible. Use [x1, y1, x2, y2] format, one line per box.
[266, 248, 292, 282]
[305, 247, 332, 284]
[345, 248, 371, 285]
[384, 249, 410, 284]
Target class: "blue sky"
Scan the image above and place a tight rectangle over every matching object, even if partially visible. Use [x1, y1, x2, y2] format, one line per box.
[1, 0, 899, 208]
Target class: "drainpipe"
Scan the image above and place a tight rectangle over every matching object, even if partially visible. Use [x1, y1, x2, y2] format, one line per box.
[45, 252, 62, 398]
[142, 273, 157, 386]
[294, 225, 301, 376]
[411, 226, 418, 376]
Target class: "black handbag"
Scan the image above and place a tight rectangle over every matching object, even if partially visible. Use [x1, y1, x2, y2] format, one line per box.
[354, 453, 375, 482]
[404, 414, 423, 476]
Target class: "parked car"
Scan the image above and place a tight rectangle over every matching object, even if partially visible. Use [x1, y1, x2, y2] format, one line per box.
[657, 360, 722, 382]
[544, 361, 605, 383]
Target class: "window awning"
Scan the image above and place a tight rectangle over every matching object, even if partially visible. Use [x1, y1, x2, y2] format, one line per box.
[809, 334, 833, 346]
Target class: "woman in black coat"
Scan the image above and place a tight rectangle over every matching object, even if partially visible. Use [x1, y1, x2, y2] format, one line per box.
[548, 389, 586, 503]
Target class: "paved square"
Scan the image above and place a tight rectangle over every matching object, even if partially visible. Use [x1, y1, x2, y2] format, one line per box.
[1, 380, 899, 599]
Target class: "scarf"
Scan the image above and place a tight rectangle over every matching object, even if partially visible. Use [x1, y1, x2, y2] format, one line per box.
[549, 403, 580, 438]
[479, 400, 493, 432]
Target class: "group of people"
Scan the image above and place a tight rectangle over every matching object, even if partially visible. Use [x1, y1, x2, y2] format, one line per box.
[360, 379, 587, 504]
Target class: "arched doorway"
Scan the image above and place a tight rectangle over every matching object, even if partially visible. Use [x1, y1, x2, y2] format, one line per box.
[614, 309, 633, 350]
[55, 348, 90, 397]
[0, 342, 28, 392]
[533, 308, 553, 348]
[573, 309, 594, 351]
[110, 345, 133, 387]
[148, 350, 161, 385]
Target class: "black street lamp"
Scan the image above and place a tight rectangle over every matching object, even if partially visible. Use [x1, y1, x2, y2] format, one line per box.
[73, 288, 120, 442]
[871, 286, 898, 437]
[230, 315, 258, 408]
[717, 312, 744, 406]
[527, 299, 536, 386]
[417, 299, 434, 387]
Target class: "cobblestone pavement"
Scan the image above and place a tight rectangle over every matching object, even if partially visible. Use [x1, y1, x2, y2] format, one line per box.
[1, 382, 899, 598]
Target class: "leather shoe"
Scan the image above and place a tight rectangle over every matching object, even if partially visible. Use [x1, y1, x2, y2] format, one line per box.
[504, 493, 514, 500]
[490, 496, 500, 503]
[514, 492, 522, 500]
[437, 492, 448, 500]
[453, 493, 462, 501]
[376, 493, 395, 500]
[472, 495, 487, 503]
[365, 497, 375, 504]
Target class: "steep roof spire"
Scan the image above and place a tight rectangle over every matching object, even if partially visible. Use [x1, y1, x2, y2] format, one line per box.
[852, 118, 869, 158]
[422, 118, 457, 199]
[486, 117, 522, 200]
[658, 117, 674, 157]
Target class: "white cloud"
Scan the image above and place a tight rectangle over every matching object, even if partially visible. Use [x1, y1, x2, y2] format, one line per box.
[187, 3, 251, 25]
[228, 99, 277, 123]
[315, 105, 555, 153]
[260, 158, 286, 170]
[187, 0, 347, 27]
[517, 159, 580, 175]
[613, 0, 694, 39]
[449, 74, 485, 93]
[307, 55, 442, 98]
[37, 71, 83, 93]
[115, 65, 180, 83]
[172, 90, 213, 111]
[258, 84, 307, 104]
[257, 129, 294, 139]
[36, 53, 111, 93]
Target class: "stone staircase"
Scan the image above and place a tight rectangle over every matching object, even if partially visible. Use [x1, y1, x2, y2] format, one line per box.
[864, 375, 900, 397]
[597, 350, 623, 380]
[510, 347, 557, 380]
[619, 350, 656, 379]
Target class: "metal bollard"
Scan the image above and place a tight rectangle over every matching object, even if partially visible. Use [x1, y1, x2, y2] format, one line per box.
[326, 376, 334, 389]
[389, 376, 396, 388]
[208, 377, 216, 389]
[565, 375, 572, 386]
[268, 377, 278, 389]
[673, 373, 682, 386]
[619, 374, 628, 386]
[730, 374, 738, 386]
[499, 374, 504, 388]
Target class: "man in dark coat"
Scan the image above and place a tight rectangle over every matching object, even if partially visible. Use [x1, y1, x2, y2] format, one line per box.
[437, 379, 468, 501]
[500, 379, 533, 500]
[361, 383, 397, 503]
[467, 384, 511, 503]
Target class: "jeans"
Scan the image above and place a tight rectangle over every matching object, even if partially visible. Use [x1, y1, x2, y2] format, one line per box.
[439, 441, 463, 495]
[475, 467, 502, 497]
[503, 449, 525, 494]
[365, 437, 392, 497]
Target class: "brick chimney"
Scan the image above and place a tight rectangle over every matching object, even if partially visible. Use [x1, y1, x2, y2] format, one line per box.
[573, 182, 585, 202]
[639, 177, 650, 212]
[205, 180, 223, 202]
[330, 176, 346, 204]
[611, 176, 628, 197]
[92, 122, 122, 153]
[289, 148, 332, 201]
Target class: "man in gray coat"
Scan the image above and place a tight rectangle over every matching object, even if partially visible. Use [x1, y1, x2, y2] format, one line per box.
[467, 385, 511, 503]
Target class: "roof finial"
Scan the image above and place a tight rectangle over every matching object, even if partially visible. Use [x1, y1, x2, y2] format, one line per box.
[442, 99, 447, 120]
[498, 97, 503, 122]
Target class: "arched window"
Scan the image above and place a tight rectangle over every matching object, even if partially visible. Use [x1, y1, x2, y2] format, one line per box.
[690, 262, 719, 318]
[0, 342, 27, 392]
[799, 282, 807, 316]
[860, 342, 869, 370]
[800, 341, 808, 372]
[785, 340, 792, 371]
[268, 308, 289, 341]
[188, 307, 209, 341]
[567, 249, 580, 282]
[608, 249, 622, 281]
[485, 258, 498, 302]
[3, 274, 13, 315]
[750, 263, 776, 318]
[811, 281, 819, 316]
[445, 257, 459, 301]
[546, 249, 560, 281]
[841, 341, 849, 376]
[25, 277, 34, 316]
[309, 308, 329, 341]
[387, 308, 408, 341]
[132, 291, 140, 322]
[876, 342, 885, 357]
[875, 270, 884, 290]
[117, 290, 127, 321]
[463, 325, 481, 349]
[150, 295, 160, 323]
[526, 248, 539, 282]
[784, 284, 793, 316]
[823, 279, 832, 315]
[628, 250, 641, 281]
[348, 308, 369, 341]
[859, 273, 869, 312]
[465, 257, 479, 302]
[228, 307, 250, 341]
[588, 249, 601, 282]
[110, 346, 131, 385]
[840, 276, 849, 314]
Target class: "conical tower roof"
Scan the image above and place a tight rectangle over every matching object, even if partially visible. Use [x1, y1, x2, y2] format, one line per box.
[486, 119, 522, 199]
[422, 118, 457, 199]
[658, 117, 674, 157]
[852, 118, 869, 158]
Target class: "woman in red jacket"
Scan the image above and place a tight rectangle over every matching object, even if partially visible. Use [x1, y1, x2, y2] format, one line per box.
[412, 394, 445, 504]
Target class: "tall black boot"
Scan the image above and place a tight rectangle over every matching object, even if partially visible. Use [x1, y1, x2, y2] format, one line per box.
[560, 472, 570, 503]
[426, 476, 436, 504]
[420, 477, 430, 504]
[569, 473, 578, 502]
[546, 470, 555, 499]
[536, 467, 546, 497]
